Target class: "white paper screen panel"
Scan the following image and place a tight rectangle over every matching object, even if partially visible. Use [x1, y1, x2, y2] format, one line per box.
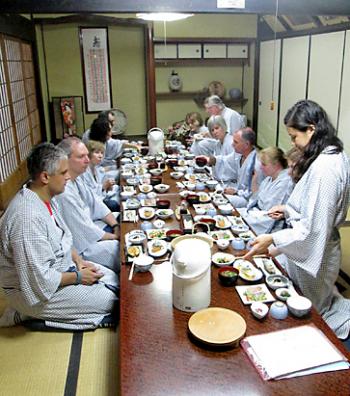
[338, 30, 350, 156]
[278, 36, 309, 151]
[257, 39, 281, 148]
[308, 31, 345, 127]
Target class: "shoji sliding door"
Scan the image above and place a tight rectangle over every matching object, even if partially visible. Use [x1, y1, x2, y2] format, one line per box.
[257, 39, 281, 148]
[307, 31, 345, 127]
[338, 30, 350, 156]
[0, 34, 41, 209]
[278, 36, 309, 151]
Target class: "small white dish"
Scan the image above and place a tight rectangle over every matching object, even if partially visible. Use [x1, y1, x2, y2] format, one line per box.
[266, 274, 289, 290]
[127, 232, 146, 245]
[234, 260, 263, 282]
[275, 287, 293, 301]
[149, 168, 163, 176]
[134, 254, 154, 272]
[155, 209, 174, 220]
[218, 204, 233, 215]
[216, 239, 230, 251]
[153, 219, 166, 229]
[154, 184, 170, 193]
[214, 215, 231, 229]
[250, 302, 269, 319]
[138, 207, 156, 220]
[212, 252, 235, 267]
[287, 295, 312, 317]
[147, 240, 168, 258]
[126, 177, 139, 186]
[139, 184, 153, 193]
[170, 171, 184, 180]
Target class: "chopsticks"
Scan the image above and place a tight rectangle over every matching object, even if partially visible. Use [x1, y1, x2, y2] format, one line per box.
[128, 261, 135, 281]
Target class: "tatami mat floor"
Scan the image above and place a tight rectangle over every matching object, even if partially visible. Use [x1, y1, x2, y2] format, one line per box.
[0, 289, 119, 396]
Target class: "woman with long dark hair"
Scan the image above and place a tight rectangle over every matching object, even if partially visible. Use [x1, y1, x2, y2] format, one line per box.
[245, 100, 350, 341]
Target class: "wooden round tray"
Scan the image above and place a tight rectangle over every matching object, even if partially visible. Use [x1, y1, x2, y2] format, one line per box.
[188, 307, 246, 346]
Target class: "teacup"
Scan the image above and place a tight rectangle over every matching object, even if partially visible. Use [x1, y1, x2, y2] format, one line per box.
[140, 221, 153, 232]
[217, 239, 230, 251]
[231, 237, 245, 251]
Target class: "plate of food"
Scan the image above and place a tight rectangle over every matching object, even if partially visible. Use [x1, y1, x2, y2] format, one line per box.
[209, 229, 234, 241]
[193, 203, 215, 212]
[198, 193, 211, 203]
[125, 198, 141, 210]
[233, 259, 263, 282]
[212, 252, 235, 267]
[235, 284, 275, 305]
[139, 184, 153, 193]
[123, 210, 137, 222]
[146, 228, 168, 240]
[126, 245, 143, 262]
[123, 185, 136, 193]
[127, 231, 146, 245]
[213, 215, 231, 229]
[155, 208, 174, 220]
[140, 198, 157, 207]
[147, 239, 168, 257]
[254, 257, 282, 276]
[138, 207, 156, 220]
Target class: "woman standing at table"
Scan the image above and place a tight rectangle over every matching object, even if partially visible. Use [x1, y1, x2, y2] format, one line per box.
[245, 99, 350, 341]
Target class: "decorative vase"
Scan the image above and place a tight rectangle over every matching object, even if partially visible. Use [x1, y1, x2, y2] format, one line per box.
[168, 70, 182, 92]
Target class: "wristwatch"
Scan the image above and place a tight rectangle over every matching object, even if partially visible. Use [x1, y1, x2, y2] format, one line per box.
[75, 271, 82, 285]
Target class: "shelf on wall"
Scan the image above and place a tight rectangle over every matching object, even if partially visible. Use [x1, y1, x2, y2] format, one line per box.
[155, 59, 248, 67]
[156, 91, 248, 107]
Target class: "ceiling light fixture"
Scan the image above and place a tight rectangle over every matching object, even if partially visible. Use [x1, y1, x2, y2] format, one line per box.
[136, 13, 194, 22]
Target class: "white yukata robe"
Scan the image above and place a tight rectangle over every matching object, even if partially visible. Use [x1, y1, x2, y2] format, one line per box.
[211, 133, 236, 182]
[221, 106, 245, 135]
[0, 188, 118, 330]
[81, 166, 120, 206]
[271, 148, 350, 339]
[55, 178, 120, 272]
[190, 138, 217, 157]
[238, 169, 293, 234]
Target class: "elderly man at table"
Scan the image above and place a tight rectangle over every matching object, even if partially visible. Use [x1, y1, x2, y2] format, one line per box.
[0, 143, 118, 330]
[56, 137, 120, 272]
[206, 127, 264, 207]
[204, 95, 245, 135]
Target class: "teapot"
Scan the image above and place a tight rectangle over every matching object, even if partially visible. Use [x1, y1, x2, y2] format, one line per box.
[148, 127, 164, 156]
[171, 235, 212, 312]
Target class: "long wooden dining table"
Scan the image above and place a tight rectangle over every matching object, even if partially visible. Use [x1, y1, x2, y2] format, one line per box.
[119, 167, 350, 396]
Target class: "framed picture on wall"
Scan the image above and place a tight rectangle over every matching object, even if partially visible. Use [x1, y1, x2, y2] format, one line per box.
[79, 27, 112, 113]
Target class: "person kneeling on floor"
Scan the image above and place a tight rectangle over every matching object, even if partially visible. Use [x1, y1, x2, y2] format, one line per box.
[0, 143, 118, 330]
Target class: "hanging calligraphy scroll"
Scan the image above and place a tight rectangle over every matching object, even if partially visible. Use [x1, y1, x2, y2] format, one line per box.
[80, 27, 112, 113]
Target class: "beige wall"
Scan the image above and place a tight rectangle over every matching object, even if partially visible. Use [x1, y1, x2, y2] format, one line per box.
[34, 14, 257, 139]
[35, 20, 147, 139]
[153, 14, 257, 130]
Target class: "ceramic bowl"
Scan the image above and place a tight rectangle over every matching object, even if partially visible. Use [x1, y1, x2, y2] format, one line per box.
[218, 204, 233, 215]
[195, 182, 205, 191]
[150, 176, 162, 186]
[166, 229, 183, 241]
[218, 267, 239, 287]
[170, 171, 184, 180]
[266, 274, 289, 290]
[195, 156, 208, 167]
[126, 177, 139, 186]
[187, 194, 199, 205]
[275, 287, 293, 301]
[134, 254, 154, 272]
[186, 182, 196, 191]
[128, 233, 146, 245]
[269, 301, 288, 320]
[155, 208, 174, 220]
[120, 191, 135, 201]
[154, 184, 170, 193]
[139, 184, 153, 193]
[195, 207, 207, 216]
[138, 207, 155, 220]
[250, 302, 269, 320]
[150, 168, 163, 176]
[287, 296, 312, 317]
[153, 219, 165, 229]
[206, 180, 219, 190]
[216, 239, 230, 250]
[167, 159, 178, 169]
[121, 171, 133, 180]
[156, 199, 171, 209]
